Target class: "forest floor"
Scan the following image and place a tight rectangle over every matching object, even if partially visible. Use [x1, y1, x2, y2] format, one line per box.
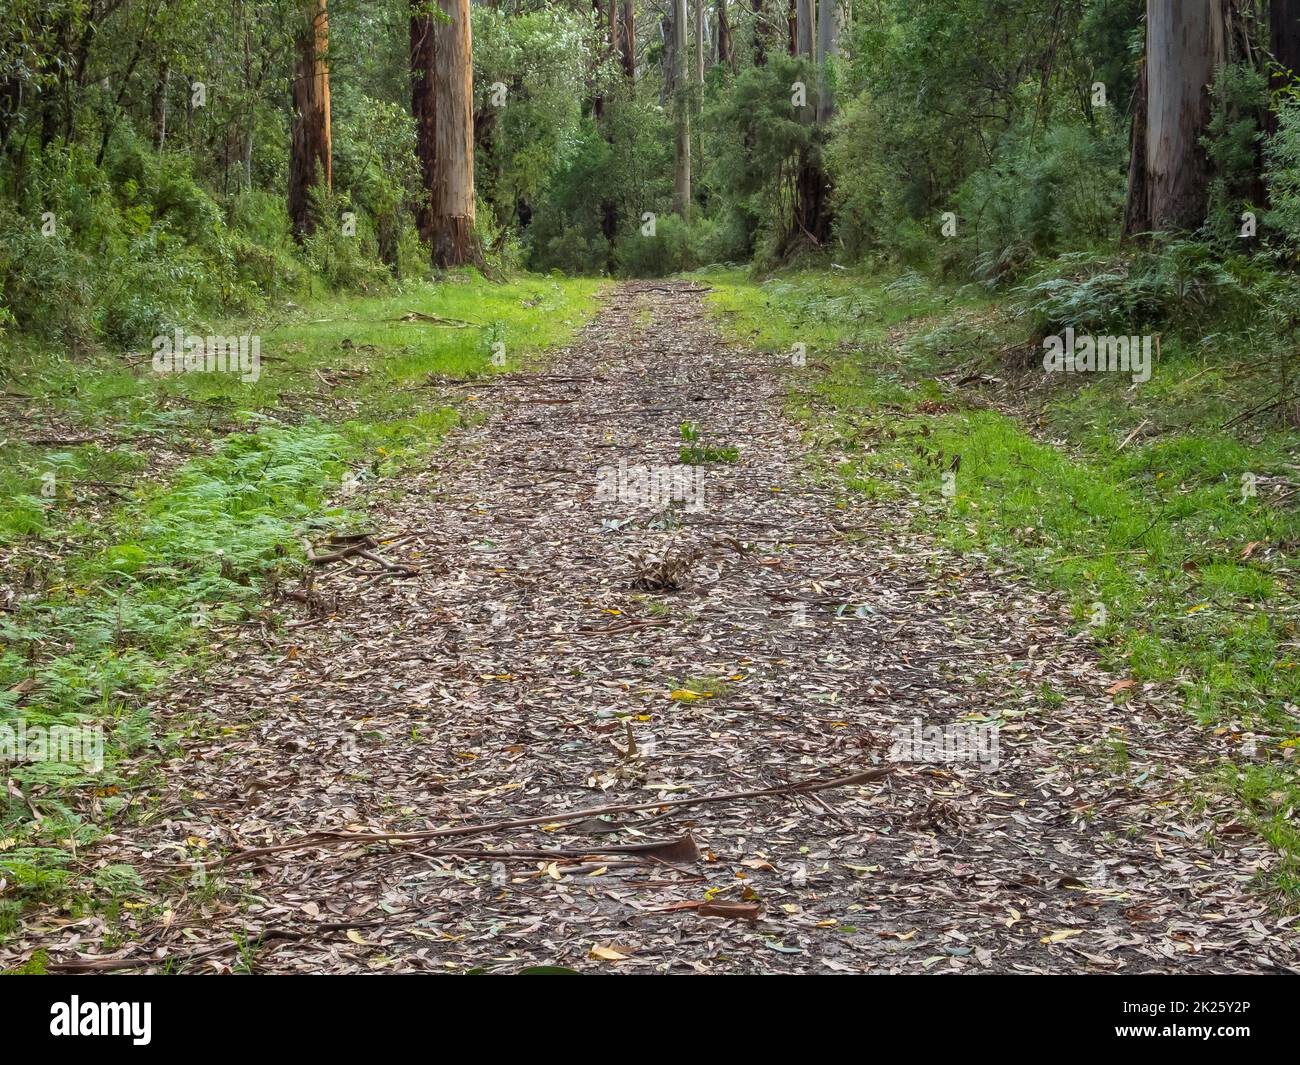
[5, 279, 1298, 974]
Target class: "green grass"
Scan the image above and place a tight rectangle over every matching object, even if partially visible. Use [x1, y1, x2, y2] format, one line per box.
[0, 270, 603, 928]
[698, 265, 1300, 903]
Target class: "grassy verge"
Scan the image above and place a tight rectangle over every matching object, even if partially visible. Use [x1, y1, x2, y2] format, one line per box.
[698, 266, 1300, 902]
[0, 271, 603, 935]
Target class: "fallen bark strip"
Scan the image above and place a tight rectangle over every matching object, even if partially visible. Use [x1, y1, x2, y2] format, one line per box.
[376, 833, 701, 866]
[212, 767, 892, 869]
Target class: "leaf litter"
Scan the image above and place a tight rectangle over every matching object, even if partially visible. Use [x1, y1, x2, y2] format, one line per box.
[6, 281, 1298, 974]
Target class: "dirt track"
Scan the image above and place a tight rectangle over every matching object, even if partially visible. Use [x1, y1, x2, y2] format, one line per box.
[13, 281, 1297, 974]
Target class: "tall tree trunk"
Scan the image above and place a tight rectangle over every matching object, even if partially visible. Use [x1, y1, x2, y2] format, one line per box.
[752, 0, 768, 66]
[596, 0, 621, 246]
[790, 0, 828, 251]
[695, 0, 705, 83]
[1268, 0, 1300, 206]
[694, 0, 705, 179]
[787, 0, 797, 56]
[717, 0, 733, 70]
[796, 0, 814, 57]
[152, 64, 169, 151]
[1123, 0, 1227, 237]
[1122, 57, 1150, 237]
[1272, 0, 1300, 78]
[0, 76, 18, 152]
[672, 0, 691, 215]
[815, 0, 837, 123]
[621, 0, 636, 78]
[288, 0, 332, 241]
[410, 3, 437, 249]
[430, 0, 482, 267]
[592, 0, 607, 118]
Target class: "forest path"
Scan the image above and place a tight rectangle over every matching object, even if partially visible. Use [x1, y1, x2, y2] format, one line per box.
[20, 280, 1296, 973]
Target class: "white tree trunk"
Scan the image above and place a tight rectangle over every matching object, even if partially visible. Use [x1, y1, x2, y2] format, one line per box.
[673, 0, 691, 215]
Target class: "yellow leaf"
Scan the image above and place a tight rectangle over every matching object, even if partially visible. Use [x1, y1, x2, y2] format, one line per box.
[346, 930, 370, 945]
[669, 689, 711, 701]
[590, 945, 628, 961]
[1040, 929, 1084, 944]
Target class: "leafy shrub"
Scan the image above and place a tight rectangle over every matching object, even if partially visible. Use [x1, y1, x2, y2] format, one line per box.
[705, 56, 819, 256]
[1203, 63, 1267, 246]
[298, 185, 392, 293]
[542, 224, 609, 275]
[1013, 243, 1250, 335]
[614, 214, 714, 277]
[1265, 94, 1300, 250]
[955, 123, 1126, 284]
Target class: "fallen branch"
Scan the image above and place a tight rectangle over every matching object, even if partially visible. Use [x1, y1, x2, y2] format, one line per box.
[1222, 392, 1287, 431]
[389, 311, 478, 328]
[302, 535, 376, 565]
[212, 766, 892, 869]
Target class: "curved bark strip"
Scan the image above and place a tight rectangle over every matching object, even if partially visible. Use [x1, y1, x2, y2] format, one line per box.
[288, 0, 332, 241]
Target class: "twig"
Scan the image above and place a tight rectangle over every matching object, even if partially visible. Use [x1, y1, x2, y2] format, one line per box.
[1115, 419, 1149, 452]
